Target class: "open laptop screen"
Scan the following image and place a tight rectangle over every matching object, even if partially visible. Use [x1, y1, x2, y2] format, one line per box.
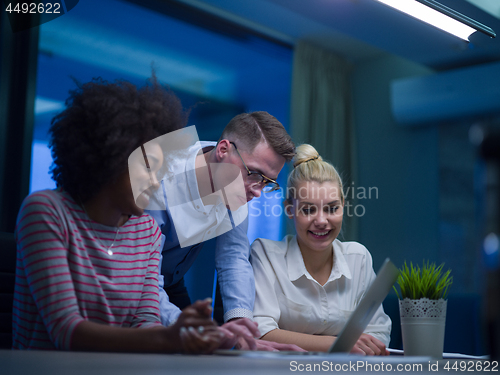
[329, 258, 399, 353]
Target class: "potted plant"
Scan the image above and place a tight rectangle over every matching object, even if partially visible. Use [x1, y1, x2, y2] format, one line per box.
[393, 261, 453, 358]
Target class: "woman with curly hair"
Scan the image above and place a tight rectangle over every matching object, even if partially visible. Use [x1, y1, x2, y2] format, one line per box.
[12, 76, 222, 353]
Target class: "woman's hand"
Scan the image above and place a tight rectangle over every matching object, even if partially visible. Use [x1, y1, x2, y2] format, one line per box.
[350, 333, 389, 356]
[169, 299, 223, 354]
[179, 325, 222, 354]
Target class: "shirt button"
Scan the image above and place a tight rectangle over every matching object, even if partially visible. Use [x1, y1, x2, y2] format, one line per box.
[203, 212, 207, 215]
[196, 205, 200, 209]
[323, 320, 327, 324]
[176, 271, 179, 274]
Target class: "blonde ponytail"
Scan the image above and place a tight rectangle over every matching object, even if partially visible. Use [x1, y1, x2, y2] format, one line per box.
[287, 144, 344, 203]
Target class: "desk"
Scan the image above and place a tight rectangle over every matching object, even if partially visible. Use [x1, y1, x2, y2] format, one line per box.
[0, 350, 493, 375]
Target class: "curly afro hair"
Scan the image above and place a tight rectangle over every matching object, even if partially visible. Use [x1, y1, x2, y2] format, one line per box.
[49, 74, 188, 202]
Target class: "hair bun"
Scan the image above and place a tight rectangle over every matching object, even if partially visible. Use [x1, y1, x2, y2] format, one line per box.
[292, 144, 322, 168]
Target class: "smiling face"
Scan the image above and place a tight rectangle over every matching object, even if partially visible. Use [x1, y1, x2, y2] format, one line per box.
[287, 181, 344, 255]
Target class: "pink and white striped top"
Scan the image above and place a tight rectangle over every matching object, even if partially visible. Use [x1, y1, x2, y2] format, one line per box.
[13, 189, 162, 350]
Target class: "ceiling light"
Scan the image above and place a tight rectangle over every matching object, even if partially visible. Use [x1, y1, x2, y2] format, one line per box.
[375, 0, 496, 41]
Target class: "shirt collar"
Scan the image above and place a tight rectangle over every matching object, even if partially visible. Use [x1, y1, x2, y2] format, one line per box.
[186, 141, 205, 205]
[286, 236, 352, 282]
[185, 141, 220, 214]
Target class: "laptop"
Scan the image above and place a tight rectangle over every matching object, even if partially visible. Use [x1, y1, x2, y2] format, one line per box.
[215, 258, 399, 356]
[328, 258, 399, 353]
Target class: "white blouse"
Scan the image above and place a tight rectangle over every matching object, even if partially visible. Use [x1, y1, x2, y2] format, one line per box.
[250, 235, 391, 346]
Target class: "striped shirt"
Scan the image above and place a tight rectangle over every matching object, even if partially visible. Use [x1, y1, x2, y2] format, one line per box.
[13, 189, 162, 350]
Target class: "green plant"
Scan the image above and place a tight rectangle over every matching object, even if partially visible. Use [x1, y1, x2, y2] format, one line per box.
[393, 261, 453, 300]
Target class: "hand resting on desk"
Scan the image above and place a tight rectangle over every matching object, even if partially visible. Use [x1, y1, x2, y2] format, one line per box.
[219, 318, 305, 352]
[217, 318, 260, 350]
[172, 299, 223, 354]
[69, 299, 220, 353]
[350, 333, 389, 356]
[242, 339, 306, 352]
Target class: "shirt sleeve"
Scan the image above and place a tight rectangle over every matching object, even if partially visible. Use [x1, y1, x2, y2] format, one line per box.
[130, 227, 163, 329]
[146, 208, 168, 234]
[15, 193, 85, 350]
[215, 216, 254, 322]
[250, 239, 281, 337]
[359, 249, 392, 347]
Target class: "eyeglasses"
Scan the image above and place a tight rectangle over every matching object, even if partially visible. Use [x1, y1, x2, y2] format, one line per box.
[140, 144, 156, 186]
[230, 142, 280, 193]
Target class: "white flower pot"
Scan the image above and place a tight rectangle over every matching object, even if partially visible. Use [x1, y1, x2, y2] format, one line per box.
[399, 298, 447, 358]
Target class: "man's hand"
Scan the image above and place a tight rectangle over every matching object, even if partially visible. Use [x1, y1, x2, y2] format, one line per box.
[350, 333, 389, 356]
[218, 318, 260, 350]
[235, 337, 306, 352]
[252, 339, 306, 352]
[218, 318, 305, 352]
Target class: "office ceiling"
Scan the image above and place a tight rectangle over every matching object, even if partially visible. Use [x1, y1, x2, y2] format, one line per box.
[178, 0, 500, 71]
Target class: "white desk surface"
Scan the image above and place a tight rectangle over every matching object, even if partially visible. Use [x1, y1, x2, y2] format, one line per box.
[0, 349, 493, 375]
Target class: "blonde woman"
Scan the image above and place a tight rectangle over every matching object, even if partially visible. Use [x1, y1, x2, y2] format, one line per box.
[250, 144, 391, 355]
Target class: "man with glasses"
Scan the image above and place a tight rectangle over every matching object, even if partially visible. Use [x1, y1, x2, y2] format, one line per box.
[230, 141, 280, 193]
[147, 112, 296, 350]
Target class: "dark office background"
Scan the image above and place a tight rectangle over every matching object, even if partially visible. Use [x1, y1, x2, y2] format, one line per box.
[2, 0, 500, 356]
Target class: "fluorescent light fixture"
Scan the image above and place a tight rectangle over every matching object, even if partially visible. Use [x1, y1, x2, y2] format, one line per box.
[375, 0, 496, 41]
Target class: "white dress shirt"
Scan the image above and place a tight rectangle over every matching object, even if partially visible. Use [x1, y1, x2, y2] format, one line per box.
[251, 235, 391, 346]
[147, 139, 253, 324]
[161, 140, 247, 248]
